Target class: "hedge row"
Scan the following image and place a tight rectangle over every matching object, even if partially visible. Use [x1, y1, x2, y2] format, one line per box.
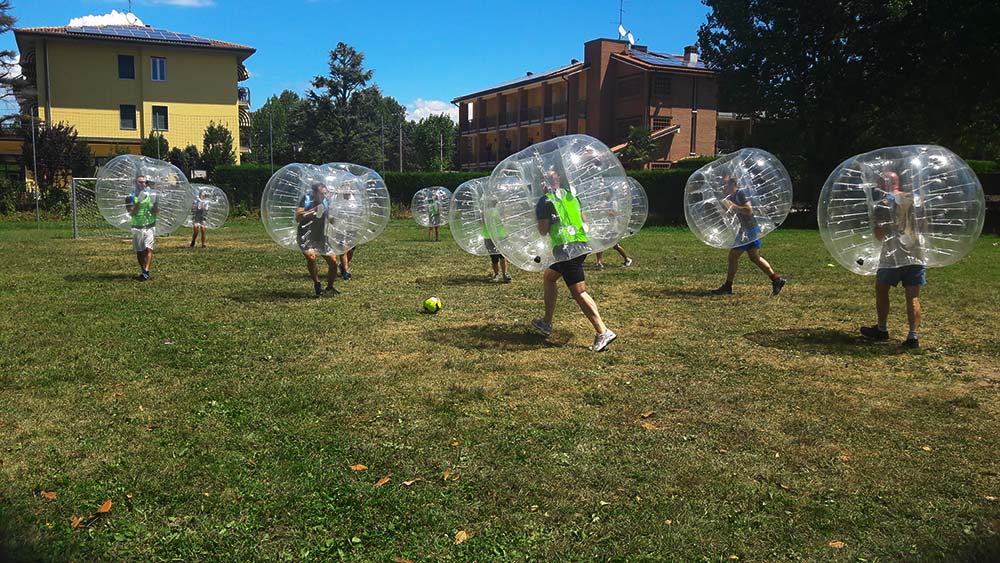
[210, 164, 999, 228]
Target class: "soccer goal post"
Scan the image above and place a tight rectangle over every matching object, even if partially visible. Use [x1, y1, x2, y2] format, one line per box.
[70, 178, 125, 239]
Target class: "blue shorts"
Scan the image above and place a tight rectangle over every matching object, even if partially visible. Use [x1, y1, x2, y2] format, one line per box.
[876, 265, 926, 287]
[732, 227, 761, 252]
[734, 238, 762, 252]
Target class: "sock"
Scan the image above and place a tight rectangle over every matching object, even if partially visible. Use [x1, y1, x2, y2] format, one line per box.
[877, 323, 887, 332]
[907, 330, 918, 341]
[770, 273, 780, 281]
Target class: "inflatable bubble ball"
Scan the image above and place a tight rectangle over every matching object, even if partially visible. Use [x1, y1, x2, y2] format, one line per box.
[261, 163, 378, 256]
[321, 162, 390, 247]
[412, 187, 451, 228]
[449, 178, 497, 256]
[684, 148, 793, 249]
[483, 134, 632, 272]
[625, 177, 649, 238]
[185, 185, 229, 230]
[95, 154, 193, 235]
[818, 145, 985, 275]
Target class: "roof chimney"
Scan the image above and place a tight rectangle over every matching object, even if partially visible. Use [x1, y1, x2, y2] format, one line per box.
[684, 45, 699, 65]
[526, 71, 534, 76]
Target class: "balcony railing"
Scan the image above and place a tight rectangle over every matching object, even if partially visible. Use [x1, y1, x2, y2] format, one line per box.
[238, 86, 251, 106]
[499, 112, 516, 128]
[545, 101, 567, 120]
[479, 115, 497, 130]
[520, 107, 541, 124]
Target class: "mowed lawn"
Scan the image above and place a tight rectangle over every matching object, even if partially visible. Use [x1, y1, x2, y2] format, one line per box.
[0, 218, 998, 562]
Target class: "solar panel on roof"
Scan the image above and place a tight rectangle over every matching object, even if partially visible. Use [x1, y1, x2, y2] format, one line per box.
[66, 25, 211, 44]
[630, 51, 706, 69]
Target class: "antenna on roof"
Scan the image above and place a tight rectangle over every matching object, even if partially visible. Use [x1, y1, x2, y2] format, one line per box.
[617, 0, 635, 48]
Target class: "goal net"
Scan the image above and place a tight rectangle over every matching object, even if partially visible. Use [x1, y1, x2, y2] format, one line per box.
[70, 178, 125, 239]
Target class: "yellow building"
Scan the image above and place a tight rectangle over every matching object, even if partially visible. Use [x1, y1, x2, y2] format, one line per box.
[13, 23, 254, 165]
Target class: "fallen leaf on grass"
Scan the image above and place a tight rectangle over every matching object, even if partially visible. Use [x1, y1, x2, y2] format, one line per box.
[599, 500, 611, 506]
[454, 530, 471, 544]
[374, 474, 392, 488]
[665, 519, 673, 525]
[639, 410, 655, 419]
[985, 496, 997, 502]
[639, 422, 657, 430]
[402, 478, 424, 487]
[392, 558, 414, 563]
[718, 449, 730, 454]
[921, 445, 932, 452]
[350, 464, 368, 471]
[728, 556, 739, 560]
[829, 540, 846, 549]
[40, 491, 57, 501]
[70, 515, 84, 529]
[442, 469, 451, 480]
[839, 455, 851, 462]
[450, 441, 460, 447]
[97, 499, 112, 513]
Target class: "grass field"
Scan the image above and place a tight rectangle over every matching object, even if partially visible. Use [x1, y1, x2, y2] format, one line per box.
[0, 219, 998, 562]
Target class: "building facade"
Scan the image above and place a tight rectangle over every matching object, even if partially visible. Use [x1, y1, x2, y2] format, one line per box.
[12, 24, 254, 166]
[452, 38, 717, 170]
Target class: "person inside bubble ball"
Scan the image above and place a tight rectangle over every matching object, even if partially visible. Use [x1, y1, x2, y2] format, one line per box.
[483, 206, 511, 283]
[296, 182, 339, 297]
[428, 192, 443, 241]
[189, 189, 209, 249]
[710, 175, 786, 296]
[335, 187, 357, 281]
[531, 167, 616, 352]
[126, 175, 158, 281]
[860, 170, 924, 349]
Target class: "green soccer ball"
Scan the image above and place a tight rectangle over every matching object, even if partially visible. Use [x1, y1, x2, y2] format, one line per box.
[423, 296, 442, 313]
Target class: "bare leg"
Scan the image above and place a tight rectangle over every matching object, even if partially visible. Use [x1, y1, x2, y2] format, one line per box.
[904, 285, 921, 334]
[595, 252, 604, 265]
[190, 229, 197, 247]
[746, 247, 775, 278]
[614, 243, 628, 260]
[142, 249, 152, 272]
[542, 268, 560, 324]
[500, 257, 508, 276]
[200, 226, 206, 248]
[136, 252, 144, 270]
[304, 251, 319, 283]
[725, 249, 742, 284]
[568, 281, 608, 334]
[875, 281, 891, 327]
[323, 255, 337, 287]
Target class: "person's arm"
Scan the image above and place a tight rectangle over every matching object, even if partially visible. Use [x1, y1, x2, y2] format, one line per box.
[536, 197, 552, 236]
[724, 192, 753, 216]
[537, 217, 550, 236]
[126, 194, 138, 216]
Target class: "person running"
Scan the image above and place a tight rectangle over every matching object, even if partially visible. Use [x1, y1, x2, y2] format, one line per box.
[126, 175, 158, 281]
[189, 188, 209, 248]
[860, 171, 924, 349]
[711, 175, 786, 295]
[428, 193, 442, 241]
[296, 183, 339, 297]
[531, 167, 616, 352]
[594, 243, 633, 269]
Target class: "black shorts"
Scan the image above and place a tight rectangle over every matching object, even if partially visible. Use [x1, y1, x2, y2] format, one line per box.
[548, 254, 587, 287]
[490, 254, 502, 265]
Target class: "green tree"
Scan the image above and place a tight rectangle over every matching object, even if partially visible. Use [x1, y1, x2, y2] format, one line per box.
[200, 121, 236, 176]
[618, 127, 658, 170]
[247, 90, 302, 167]
[410, 114, 456, 171]
[21, 121, 94, 192]
[0, 1, 18, 111]
[168, 144, 200, 175]
[141, 132, 169, 160]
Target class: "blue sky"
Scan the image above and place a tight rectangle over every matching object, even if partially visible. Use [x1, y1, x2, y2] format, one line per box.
[3, 0, 711, 120]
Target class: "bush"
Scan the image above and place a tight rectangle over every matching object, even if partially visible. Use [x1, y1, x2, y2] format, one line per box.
[967, 160, 999, 174]
[670, 156, 718, 169]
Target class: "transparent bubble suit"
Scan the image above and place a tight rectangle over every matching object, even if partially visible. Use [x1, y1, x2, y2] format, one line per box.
[95, 154, 193, 235]
[412, 186, 452, 228]
[261, 163, 388, 256]
[818, 145, 985, 275]
[684, 148, 793, 248]
[448, 178, 494, 256]
[624, 177, 648, 238]
[484, 134, 632, 272]
[184, 184, 229, 229]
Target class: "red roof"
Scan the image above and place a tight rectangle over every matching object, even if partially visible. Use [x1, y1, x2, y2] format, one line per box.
[14, 25, 255, 56]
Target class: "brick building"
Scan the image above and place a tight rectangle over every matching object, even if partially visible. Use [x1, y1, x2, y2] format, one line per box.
[451, 38, 717, 170]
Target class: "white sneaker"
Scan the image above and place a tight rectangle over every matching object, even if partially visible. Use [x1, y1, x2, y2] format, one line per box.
[595, 262, 605, 269]
[590, 330, 617, 352]
[489, 274, 499, 282]
[623, 258, 633, 267]
[531, 318, 552, 337]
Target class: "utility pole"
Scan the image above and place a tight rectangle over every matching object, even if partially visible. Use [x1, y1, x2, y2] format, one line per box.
[398, 122, 403, 173]
[439, 131, 443, 172]
[269, 106, 274, 173]
[30, 112, 39, 228]
[380, 112, 385, 173]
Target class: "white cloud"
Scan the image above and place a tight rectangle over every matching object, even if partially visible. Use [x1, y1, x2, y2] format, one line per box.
[406, 98, 458, 123]
[68, 10, 145, 27]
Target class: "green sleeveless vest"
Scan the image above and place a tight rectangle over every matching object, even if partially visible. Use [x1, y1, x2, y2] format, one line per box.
[131, 192, 156, 228]
[545, 191, 587, 247]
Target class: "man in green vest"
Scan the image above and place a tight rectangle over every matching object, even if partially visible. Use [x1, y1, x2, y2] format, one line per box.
[531, 167, 617, 352]
[126, 175, 158, 281]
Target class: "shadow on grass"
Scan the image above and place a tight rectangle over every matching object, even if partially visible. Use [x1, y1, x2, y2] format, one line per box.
[638, 286, 716, 299]
[429, 322, 572, 351]
[414, 275, 492, 286]
[227, 288, 314, 303]
[63, 272, 136, 283]
[950, 535, 1000, 563]
[745, 327, 904, 356]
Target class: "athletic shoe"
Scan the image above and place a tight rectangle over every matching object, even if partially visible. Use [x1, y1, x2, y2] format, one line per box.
[325, 285, 341, 295]
[623, 258, 633, 267]
[531, 318, 552, 337]
[860, 325, 889, 341]
[772, 277, 786, 296]
[595, 262, 605, 269]
[314, 282, 324, 297]
[711, 284, 733, 295]
[902, 337, 919, 349]
[502, 273, 512, 283]
[590, 329, 617, 352]
[342, 271, 352, 281]
[139, 271, 150, 281]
